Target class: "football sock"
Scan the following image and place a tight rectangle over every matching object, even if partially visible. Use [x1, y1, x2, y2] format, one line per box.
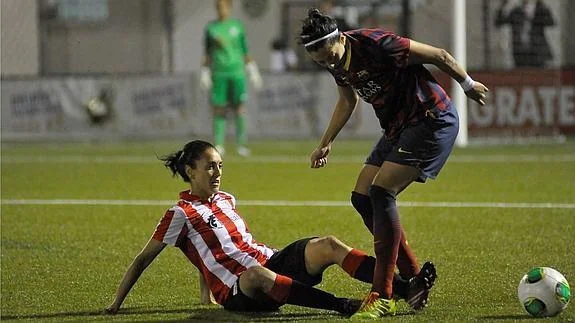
[213, 115, 226, 147]
[235, 114, 247, 147]
[351, 191, 420, 279]
[267, 274, 292, 303]
[267, 274, 342, 311]
[369, 185, 402, 299]
[351, 191, 374, 233]
[340, 248, 409, 299]
[398, 230, 420, 279]
[342, 248, 372, 282]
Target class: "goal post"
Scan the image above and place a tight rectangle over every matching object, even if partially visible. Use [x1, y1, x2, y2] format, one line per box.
[452, 0, 468, 147]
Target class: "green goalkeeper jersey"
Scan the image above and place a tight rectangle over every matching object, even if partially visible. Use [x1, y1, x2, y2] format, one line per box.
[204, 19, 248, 76]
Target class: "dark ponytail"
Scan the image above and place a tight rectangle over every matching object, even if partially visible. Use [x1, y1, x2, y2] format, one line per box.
[299, 8, 339, 52]
[159, 140, 216, 183]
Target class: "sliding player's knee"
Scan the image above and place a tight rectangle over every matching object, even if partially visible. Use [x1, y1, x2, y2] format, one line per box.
[310, 236, 344, 260]
[241, 266, 273, 290]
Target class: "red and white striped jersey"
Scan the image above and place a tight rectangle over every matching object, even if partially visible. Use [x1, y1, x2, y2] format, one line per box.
[152, 190, 276, 304]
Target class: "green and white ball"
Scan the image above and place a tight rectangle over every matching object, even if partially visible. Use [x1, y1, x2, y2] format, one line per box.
[518, 267, 571, 317]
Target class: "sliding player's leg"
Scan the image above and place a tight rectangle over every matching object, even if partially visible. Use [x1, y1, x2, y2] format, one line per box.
[222, 265, 357, 314]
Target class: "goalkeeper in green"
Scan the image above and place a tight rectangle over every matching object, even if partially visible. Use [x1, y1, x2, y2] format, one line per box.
[201, 0, 262, 157]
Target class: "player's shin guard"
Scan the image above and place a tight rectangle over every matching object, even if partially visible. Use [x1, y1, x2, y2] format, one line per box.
[369, 185, 402, 299]
[351, 191, 374, 233]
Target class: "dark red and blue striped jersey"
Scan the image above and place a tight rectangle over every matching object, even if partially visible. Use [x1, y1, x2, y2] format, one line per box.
[327, 29, 452, 139]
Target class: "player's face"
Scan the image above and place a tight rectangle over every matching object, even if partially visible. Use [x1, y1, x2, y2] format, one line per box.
[308, 35, 346, 69]
[188, 147, 223, 200]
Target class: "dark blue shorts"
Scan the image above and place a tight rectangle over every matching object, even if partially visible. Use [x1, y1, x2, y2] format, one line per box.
[365, 105, 459, 183]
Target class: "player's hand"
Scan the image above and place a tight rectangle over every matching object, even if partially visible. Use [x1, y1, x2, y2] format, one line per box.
[200, 67, 212, 91]
[200, 293, 217, 305]
[310, 145, 330, 168]
[246, 61, 263, 91]
[250, 72, 263, 90]
[465, 81, 489, 106]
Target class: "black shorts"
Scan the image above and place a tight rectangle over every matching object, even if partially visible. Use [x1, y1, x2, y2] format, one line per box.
[222, 237, 321, 312]
[365, 105, 459, 183]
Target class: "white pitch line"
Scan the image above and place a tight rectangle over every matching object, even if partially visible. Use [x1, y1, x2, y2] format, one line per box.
[1, 199, 574, 209]
[2, 154, 575, 164]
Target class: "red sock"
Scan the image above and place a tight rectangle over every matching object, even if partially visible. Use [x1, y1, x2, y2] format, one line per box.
[342, 249, 368, 277]
[267, 274, 292, 304]
[396, 227, 420, 278]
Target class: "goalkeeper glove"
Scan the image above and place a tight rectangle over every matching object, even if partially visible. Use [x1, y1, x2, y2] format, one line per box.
[200, 67, 212, 91]
[246, 61, 263, 90]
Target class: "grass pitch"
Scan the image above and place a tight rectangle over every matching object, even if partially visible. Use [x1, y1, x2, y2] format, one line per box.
[1, 139, 574, 321]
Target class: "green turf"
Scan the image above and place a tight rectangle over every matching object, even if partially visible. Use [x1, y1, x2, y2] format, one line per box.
[1, 139, 574, 321]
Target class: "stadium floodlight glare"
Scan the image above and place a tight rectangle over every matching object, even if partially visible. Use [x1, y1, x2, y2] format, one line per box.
[452, 0, 468, 147]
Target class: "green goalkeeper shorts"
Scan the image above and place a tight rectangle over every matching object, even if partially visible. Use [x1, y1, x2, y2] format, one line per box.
[211, 72, 248, 107]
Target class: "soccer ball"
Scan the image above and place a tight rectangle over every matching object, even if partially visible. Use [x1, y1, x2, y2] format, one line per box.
[517, 267, 571, 317]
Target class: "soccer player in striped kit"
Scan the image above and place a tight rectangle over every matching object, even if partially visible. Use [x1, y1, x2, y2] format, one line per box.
[299, 8, 489, 318]
[105, 140, 419, 315]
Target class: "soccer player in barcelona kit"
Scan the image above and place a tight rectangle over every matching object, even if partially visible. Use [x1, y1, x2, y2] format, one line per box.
[105, 140, 431, 315]
[299, 8, 489, 318]
[201, 0, 262, 157]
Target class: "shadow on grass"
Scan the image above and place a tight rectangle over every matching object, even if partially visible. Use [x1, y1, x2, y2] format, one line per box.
[138, 308, 347, 322]
[477, 314, 535, 320]
[1, 307, 352, 322]
[176, 308, 420, 322]
[0, 306, 191, 321]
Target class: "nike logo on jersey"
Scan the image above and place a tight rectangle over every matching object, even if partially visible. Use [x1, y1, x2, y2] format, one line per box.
[398, 147, 412, 154]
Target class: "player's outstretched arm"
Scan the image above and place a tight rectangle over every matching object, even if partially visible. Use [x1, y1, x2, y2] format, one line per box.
[105, 239, 166, 314]
[311, 85, 358, 168]
[407, 40, 489, 105]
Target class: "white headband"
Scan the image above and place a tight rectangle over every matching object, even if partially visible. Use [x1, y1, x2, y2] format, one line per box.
[304, 29, 339, 47]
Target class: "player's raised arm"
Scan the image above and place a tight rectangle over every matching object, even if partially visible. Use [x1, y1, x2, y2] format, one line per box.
[407, 40, 489, 105]
[105, 239, 166, 314]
